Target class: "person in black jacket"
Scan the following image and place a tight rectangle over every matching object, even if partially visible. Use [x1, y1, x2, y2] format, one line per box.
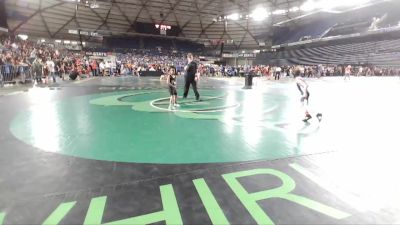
[183, 53, 200, 100]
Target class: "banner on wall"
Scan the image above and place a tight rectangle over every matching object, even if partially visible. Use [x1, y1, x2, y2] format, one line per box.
[85, 52, 113, 57]
[222, 53, 256, 58]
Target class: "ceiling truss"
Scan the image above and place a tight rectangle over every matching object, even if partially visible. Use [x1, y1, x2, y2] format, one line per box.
[6, 0, 305, 49]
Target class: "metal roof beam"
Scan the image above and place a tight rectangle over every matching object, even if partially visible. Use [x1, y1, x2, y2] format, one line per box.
[159, 0, 184, 25]
[11, 1, 66, 33]
[138, 0, 156, 24]
[52, 16, 75, 38]
[112, 0, 134, 27]
[180, 0, 215, 30]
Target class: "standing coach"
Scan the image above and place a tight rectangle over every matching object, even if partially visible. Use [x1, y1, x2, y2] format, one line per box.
[183, 53, 200, 101]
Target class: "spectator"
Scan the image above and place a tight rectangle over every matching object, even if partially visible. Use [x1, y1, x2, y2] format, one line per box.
[46, 57, 56, 83]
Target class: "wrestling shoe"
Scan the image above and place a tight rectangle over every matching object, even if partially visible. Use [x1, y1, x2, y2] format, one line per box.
[302, 114, 312, 123]
[316, 113, 323, 122]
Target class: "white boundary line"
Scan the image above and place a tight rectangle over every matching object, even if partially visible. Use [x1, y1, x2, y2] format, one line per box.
[150, 96, 240, 113]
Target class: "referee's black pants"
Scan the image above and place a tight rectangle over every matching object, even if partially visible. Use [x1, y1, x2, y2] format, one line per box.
[183, 77, 200, 100]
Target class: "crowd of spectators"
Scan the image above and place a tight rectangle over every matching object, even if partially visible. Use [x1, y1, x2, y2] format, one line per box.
[0, 36, 192, 83]
[192, 64, 400, 79]
[2, 35, 400, 86]
[263, 65, 400, 78]
[114, 50, 188, 76]
[0, 35, 92, 84]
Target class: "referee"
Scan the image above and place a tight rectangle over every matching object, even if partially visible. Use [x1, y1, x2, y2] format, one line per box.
[183, 53, 200, 100]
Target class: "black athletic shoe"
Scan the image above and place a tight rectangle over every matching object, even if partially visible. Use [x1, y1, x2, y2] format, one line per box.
[302, 114, 312, 122]
[196, 96, 200, 101]
[316, 113, 322, 122]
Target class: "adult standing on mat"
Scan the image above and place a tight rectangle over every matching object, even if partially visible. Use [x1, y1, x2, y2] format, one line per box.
[183, 53, 200, 100]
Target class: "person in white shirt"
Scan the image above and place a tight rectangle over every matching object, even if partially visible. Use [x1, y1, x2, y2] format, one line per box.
[29, 48, 37, 64]
[99, 61, 105, 76]
[105, 61, 110, 76]
[274, 66, 282, 80]
[357, 66, 363, 77]
[46, 58, 56, 83]
[344, 65, 351, 81]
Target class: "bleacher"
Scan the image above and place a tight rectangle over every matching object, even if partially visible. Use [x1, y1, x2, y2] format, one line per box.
[324, 18, 372, 37]
[272, 20, 335, 45]
[174, 40, 204, 53]
[143, 37, 174, 49]
[102, 36, 204, 53]
[256, 38, 400, 66]
[103, 36, 141, 49]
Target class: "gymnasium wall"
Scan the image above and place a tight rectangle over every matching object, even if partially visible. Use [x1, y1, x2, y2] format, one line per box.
[0, 0, 8, 31]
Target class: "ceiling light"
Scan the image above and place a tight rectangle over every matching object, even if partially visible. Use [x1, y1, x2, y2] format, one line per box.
[227, 13, 240, 21]
[272, 9, 287, 15]
[300, 0, 317, 11]
[300, 0, 371, 11]
[250, 8, 268, 21]
[90, 3, 99, 9]
[321, 0, 370, 10]
[55, 40, 62, 43]
[17, 34, 28, 40]
[289, 6, 300, 12]
[90, 0, 99, 9]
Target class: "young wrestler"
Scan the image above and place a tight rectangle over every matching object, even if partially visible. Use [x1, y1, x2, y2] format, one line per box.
[294, 73, 322, 122]
[167, 66, 179, 109]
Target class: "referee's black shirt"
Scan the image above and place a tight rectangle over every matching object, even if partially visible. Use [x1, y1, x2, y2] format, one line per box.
[185, 61, 197, 79]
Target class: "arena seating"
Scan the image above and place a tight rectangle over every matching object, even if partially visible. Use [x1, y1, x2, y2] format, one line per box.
[270, 1, 400, 46]
[103, 36, 204, 53]
[273, 20, 335, 45]
[143, 37, 174, 49]
[256, 38, 400, 66]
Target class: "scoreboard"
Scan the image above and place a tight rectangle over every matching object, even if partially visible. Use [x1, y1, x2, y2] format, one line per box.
[155, 24, 171, 35]
[132, 22, 181, 36]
